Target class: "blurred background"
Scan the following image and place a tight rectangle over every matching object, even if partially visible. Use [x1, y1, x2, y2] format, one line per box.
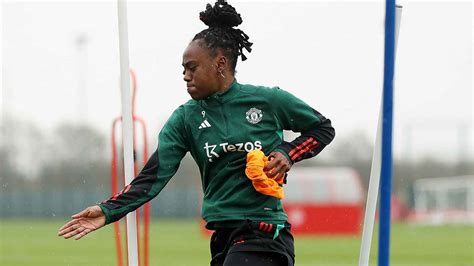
[1, 0, 473, 265]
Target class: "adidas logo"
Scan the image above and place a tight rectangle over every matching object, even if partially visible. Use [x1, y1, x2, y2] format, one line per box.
[198, 119, 212, 129]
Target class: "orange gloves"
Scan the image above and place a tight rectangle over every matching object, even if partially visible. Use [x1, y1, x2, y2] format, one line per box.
[245, 150, 284, 199]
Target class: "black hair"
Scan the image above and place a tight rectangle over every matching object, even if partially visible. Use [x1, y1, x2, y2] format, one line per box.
[193, 0, 253, 73]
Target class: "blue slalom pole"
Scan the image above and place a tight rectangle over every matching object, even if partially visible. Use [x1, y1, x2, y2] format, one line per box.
[378, 1, 396, 266]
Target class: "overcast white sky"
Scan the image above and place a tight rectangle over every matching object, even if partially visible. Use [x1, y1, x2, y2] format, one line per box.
[1, 0, 473, 162]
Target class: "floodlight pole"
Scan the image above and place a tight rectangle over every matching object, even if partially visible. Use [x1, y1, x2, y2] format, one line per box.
[358, 3, 402, 266]
[117, 1, 139, 265]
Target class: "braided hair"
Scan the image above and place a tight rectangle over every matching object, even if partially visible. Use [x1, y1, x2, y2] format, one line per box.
[193, 0, 253, 74]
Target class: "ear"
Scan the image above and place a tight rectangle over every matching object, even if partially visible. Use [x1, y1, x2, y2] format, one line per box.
[216, 55, 227, 71]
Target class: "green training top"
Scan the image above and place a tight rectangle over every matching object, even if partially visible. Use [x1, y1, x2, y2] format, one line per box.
[99, 80, 335, 228]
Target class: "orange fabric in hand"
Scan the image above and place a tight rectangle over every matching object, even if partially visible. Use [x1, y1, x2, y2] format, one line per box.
[245, 150, 284, 199]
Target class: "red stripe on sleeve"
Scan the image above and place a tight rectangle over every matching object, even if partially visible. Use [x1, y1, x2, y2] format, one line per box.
[111, 185, 132, 201]
[288, 137, 314, 157]
[291, 141, 318, 161]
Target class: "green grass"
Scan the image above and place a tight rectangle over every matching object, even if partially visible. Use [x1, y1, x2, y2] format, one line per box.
[1, 219, 473, 266]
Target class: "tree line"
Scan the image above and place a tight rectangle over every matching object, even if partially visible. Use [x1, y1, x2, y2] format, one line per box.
[1, 118, 472, 209]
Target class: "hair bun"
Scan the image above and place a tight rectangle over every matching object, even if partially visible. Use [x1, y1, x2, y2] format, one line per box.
[199, 0, 243, 28]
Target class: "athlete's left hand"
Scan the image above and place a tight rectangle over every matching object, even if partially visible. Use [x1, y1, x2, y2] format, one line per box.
[264, 151, 291, 183]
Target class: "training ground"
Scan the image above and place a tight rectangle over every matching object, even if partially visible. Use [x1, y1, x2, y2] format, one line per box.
[0, 219, 472, 266]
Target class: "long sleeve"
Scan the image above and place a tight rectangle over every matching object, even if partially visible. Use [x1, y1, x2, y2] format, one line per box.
[271, 88, 335, 164]
[99, 106, 189, 224]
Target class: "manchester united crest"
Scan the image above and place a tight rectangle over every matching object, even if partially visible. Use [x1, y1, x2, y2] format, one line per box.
[246, 108, 263, 124]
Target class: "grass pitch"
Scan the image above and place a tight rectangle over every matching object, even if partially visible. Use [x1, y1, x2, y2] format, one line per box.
[0, 219, 473, 266]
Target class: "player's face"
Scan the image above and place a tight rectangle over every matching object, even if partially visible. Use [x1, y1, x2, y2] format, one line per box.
[182, 40, 220, 100]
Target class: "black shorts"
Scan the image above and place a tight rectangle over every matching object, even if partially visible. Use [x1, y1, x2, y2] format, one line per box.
[209, 220, 295, 266]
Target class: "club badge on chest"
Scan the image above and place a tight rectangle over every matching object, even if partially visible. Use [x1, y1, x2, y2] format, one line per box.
[246, 108, 263, 124]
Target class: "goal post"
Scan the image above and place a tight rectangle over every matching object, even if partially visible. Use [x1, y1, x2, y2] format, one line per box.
[414, 176, 474, 225]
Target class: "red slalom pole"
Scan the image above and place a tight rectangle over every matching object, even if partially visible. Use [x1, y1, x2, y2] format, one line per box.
[111, 118, 124, 266]
[130, 70, 142, 266]
[135, 117, 149, 266]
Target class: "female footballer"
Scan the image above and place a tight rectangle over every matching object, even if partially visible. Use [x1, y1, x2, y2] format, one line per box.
[59, 1, 335, 265]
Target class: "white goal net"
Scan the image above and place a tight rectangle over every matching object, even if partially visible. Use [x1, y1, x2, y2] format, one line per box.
[414, 175, 474, 225]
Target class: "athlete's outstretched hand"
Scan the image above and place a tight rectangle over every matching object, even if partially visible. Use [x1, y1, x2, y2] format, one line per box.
[264, 151, 291, 183]
[58, 205, 106, 240]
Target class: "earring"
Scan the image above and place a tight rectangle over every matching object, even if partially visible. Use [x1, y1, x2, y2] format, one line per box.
[218, 69, 225, 79]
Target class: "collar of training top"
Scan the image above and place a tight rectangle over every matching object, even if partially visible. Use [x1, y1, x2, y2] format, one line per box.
[203, 79, 240, 105]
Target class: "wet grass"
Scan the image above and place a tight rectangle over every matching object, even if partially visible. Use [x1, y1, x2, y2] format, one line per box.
[0, 219, 472, 265]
